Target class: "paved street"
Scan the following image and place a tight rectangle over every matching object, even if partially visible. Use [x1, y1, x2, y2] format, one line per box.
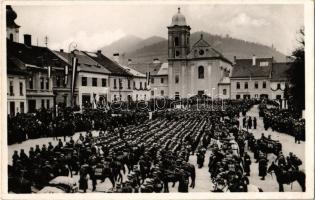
[8, 105, 305, 192]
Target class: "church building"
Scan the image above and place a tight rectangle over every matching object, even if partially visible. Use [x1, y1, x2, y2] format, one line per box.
[167, 8, 233, 99]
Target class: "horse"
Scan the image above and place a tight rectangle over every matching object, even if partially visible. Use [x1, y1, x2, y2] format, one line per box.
[8, 166, 32, 193]
[267, 161, 305, 192]
[182, 163, 196, 188]
[93, 163, 115, 188]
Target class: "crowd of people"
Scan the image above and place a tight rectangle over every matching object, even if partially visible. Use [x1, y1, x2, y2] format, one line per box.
[259, 103, 305, 142]
[8, 99, 305, 193]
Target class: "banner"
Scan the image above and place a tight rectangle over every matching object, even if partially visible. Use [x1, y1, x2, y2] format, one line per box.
[71, 56, 78, 97]
[47, 66, 51, 79]
[64, 65, 69, 85]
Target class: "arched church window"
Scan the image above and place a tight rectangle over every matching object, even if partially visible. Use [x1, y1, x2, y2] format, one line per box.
[9, 33, 13, 41]
[198, 66, 204, 79]
[175, 37, 179, 46]
[223, 89, 227, 95]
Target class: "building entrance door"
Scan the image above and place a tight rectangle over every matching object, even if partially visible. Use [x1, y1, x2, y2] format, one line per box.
[82, 94, 91, 108]
[28, 100, 36, 113]
[9, 102, 15, 116]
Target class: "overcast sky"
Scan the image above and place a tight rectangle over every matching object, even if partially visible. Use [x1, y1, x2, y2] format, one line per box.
[12, 4, 304, 54]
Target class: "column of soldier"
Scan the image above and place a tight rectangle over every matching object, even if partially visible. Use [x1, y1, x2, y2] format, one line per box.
[13, 99, 302, 193]
[258, 103, 305, 143]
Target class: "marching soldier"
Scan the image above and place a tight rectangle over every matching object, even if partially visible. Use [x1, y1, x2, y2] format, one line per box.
[243, 152, 251, 176]
[258, 153, 268, 180]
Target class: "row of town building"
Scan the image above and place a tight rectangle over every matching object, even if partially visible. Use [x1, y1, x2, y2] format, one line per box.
[6, 6, 291, 115]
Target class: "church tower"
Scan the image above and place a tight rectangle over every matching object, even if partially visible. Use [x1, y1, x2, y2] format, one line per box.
[168, 8, 191, 60]
[6, 5, 20, 42]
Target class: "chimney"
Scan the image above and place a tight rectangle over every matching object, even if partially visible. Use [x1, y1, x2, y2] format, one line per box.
[113, 53, 119, 63]
[128, 59, 132, 65]
[60, 49, 64, 52]
[233, 56, 237, 64]
[24, 34, 32, 46]
[97, 50, 102, 55]
[252, 54, 256, 66]
[153, 58, 160, 64]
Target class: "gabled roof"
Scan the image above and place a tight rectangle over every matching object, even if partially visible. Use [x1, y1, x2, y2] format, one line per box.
[271, 62, 291, 81]
[54, 50, 111, 74]
[231, 57, 273, 78]
[7, 39, 69, 70]
[84, 52, 131, 77]
[192, 36, 211, 48]
[188, 35, 232, 64]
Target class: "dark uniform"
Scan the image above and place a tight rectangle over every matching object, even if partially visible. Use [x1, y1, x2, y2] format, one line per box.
[258, 154, 268, 180]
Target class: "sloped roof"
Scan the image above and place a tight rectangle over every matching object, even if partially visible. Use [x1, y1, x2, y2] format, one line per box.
[7, 39, 69, 69]
[7, 57, 28, 76]
[84, 52, 131, 76]
[128, 62, 163, 76]
[121, 65, 146, 77]
[231, 57, 273, 78]
[271, 62, 291, 81]
[54, 50, 111, 74]
[157, 63, 168, 75]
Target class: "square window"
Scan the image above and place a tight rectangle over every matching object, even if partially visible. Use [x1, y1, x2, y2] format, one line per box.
[102, 78, 107, 87]
[161, 90, 164, 96]
[92, 78, 97, 87]
[263, 81, 266, 89]
[161, 78, 164, 84]
[81, 77, 87, 86]
[244, 82, 248, 89]
[236, 82, 240, 89]
[255, 82, 259, 89]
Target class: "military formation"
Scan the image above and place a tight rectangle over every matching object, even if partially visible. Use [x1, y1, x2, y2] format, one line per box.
[8, 100, 305, 193]
[259, 103, 305, 143]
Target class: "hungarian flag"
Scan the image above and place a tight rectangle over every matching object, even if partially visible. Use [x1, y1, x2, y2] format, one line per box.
[64, 65, 69, 85]
[71, 56, 78, 96]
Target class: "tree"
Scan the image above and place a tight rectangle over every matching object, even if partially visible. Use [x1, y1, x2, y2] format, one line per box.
[287, 28, 305, 113]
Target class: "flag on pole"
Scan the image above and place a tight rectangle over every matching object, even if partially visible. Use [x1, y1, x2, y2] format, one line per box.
[64, 65, 69, 85]
[71, 56, 78, 97]
[47, 66, 51, 79]
[147, 72, 151, 86]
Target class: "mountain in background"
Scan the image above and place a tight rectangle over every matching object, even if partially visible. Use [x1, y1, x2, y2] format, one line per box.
[101, 35, 165, 59]
[101, 31, 287, 69]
